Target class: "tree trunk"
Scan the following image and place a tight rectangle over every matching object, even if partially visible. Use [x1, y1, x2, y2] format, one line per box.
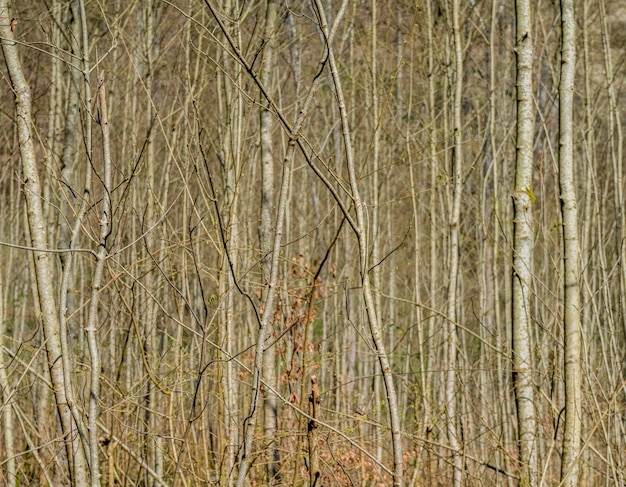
[512, 1, 538, 484]
[446, 0, 464, 484]
[259, 1, 280, 483]
[558, 1, 582, 484]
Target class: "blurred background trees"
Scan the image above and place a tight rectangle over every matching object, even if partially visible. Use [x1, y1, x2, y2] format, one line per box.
[1, 1, 625, 485]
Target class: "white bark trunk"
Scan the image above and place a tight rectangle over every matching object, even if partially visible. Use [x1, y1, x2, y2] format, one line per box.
[0, 281, 16, 487]
[559, 1, 582, 485]
[447, 1, 464, 484]
[259, 1, 280, 482]
[512, 1, 538, 484]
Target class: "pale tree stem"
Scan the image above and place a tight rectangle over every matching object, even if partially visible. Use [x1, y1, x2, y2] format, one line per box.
[143, 3, 161, 483]
[558, 1, 582, 485]
[370, 0, 384, 466]
[80, 71, 112, 487]
[259, 0, 280, 483]
[425, 0, 438, 478]
[0, 281, 17, 487]
[596, 2, 626, 479]
[216, 1, 240, 484]
[447, 0, 464, 484]
[58, 0, 94, 478]
[512, 0, 538, 485]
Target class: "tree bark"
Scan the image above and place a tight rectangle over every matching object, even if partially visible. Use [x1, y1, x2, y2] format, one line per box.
[259, 0, 281, 482]
[558, 1, 582, 485]
[0, 281, 16, 487]
[447, 0, 464, 484]
[512, 0, 538, 485]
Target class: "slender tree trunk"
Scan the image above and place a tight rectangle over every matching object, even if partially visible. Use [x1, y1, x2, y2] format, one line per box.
[79, 70, 113, 487]
[597, 2, 626, 480]
[215, 2, 242, 484]
[140, 4, 161, 484]
[0, 281, 16, 487]
[580, 3, 595, 480]
[370, 0, 384, 467]
[446, 0, 464, 484]
[425, 1, 439, 479]
[512, 0, 538, 484]
[558, 1, 582, 485]
[258, 1, 280, 482]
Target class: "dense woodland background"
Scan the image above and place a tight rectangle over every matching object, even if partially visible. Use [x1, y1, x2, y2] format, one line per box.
[1, 0, 625, 485]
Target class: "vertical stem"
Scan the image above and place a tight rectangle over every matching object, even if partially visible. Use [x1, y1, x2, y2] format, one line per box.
[0, 281, 16, 487]
[370, 0, 384, 466]
[598, 0, 625, 343]
[216, 1, 240, 483]
[141, 4, 159, 483]
[82, 71, 113, 487]
[425, 1, 438, 478]
[308, 376, 321, 486]
[558, 1, 582, 485]
[512, 0, 538, 484]
[58, 1, 93, 478]
[258, 2, 280, 482]
[446, 0, 464, 484]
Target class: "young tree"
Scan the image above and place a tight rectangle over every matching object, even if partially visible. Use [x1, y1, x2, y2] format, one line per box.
[559, 1, 582, 485]
[446, 0, 465, 484]
[512, 0, 538, 484]
[258, 1, 280, 482]
[0, 281, 16, 487]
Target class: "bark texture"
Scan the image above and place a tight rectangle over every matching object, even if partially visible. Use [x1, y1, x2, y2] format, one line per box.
[559, 1, 582, 484]
[512, 1, 538, 485]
